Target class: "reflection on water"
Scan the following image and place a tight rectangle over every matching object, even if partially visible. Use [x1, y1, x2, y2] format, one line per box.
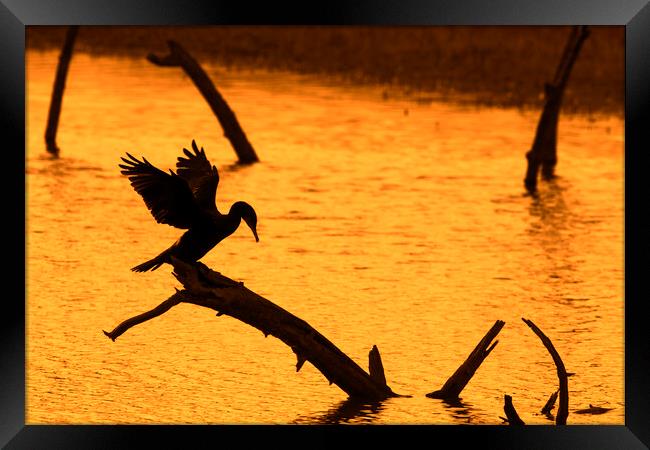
[26, 50, 624, 424]
[293, 398, 386, 424]
[441, 398, 475, 423]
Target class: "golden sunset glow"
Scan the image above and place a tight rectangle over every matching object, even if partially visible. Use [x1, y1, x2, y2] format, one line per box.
[26, 26, 624, 424]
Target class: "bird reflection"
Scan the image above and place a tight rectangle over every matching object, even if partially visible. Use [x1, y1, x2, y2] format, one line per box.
[292, 398, 386, 424]
[119, 140, 259, 272]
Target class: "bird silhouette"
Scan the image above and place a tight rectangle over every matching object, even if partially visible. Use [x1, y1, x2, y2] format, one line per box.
[119, 140, 259, 272]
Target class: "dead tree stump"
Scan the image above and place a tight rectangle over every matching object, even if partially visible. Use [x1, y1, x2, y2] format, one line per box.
[524, 26, 589, 193]
[426, 320, 505, 399]
[104, 258, 396, 401]
[503, 394, 526, 425]
[541, 389, 559, 416]
[44, 25, 79, 157]
[147, 41, 259, 164]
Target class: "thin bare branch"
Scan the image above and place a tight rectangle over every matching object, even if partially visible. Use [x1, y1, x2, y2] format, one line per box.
[522, 318, 569, 425]
[103, 292, 183, 341]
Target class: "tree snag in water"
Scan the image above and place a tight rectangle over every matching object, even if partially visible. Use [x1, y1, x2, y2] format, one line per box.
[426, 320, 505, 400]
[45, 25, 79, 157]
[368, 345, 387, 386]
[522, 317, 569, 425]
[503, 394, 526, 425]
[147, 41, 259, 164]
[541, 389, 559, 416]
[524, 26, 589, 193]
[104, 257, 396, 401]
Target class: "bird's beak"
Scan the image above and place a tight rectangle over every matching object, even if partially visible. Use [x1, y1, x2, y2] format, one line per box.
[243, 215, 259, 242]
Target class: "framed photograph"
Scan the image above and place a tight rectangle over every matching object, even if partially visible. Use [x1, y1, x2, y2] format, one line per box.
[5, 0, 648, 448]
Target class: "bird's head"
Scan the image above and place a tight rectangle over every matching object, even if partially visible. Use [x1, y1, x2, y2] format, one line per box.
[232, 201, 259, 242]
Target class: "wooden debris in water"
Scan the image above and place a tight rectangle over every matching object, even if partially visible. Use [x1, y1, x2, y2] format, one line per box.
[426, 320, 505, 400]
[104, 257, 396, 401]
[147, 40, 259, 164]
[541, 389, 559, 415]
[522, 317, 570, 425]
[45, 25, 79, 157]
[523, 26, 590, 193]
[503, 394, 526, 425]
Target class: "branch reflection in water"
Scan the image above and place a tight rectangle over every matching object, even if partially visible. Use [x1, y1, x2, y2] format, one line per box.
[527, 179, 585, 302]
[293, 398, 386, 424]
[440, 398, 475, 423]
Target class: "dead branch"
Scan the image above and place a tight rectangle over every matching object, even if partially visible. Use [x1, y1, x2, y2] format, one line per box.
[574, 404, 614, 415]
[552, 27, 580, 86]
[503, 394, 526, 425]
[368, 345, 387, 386]
[524, 26, 589, 192]
[45, 25, 79, 156]
[147, 40, 259, 164]
[522, 318, 569, 425]
[541, 389, 559, 415]
[426, 320, 505, 400]
[103, 292, 183, 341]
[104, 257, 396, 401]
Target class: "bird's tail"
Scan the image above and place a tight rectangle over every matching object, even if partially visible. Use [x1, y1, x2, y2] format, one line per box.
[131, 251, 169, 272]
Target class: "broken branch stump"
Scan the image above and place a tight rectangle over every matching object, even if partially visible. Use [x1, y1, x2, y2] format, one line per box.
[541, 389, 559, 416]
[104, 258, 396, 401]
[522, 318, 569, 425]
[45, 25, 79, 157]
[524, 26, 589, 192]
[368, 345, 387, 386]
[426, 320, 505, 400]
[503, 394, 526, 425]
[147, 41, 259, 164]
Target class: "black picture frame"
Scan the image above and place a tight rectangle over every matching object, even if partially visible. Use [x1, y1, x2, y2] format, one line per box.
[4, 0, 648, 448]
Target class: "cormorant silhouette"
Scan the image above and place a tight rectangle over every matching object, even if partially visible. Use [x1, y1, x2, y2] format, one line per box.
[119, 140, 259, 272]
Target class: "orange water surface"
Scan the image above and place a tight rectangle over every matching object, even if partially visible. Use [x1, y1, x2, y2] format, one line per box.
[26, 50, 624, 424]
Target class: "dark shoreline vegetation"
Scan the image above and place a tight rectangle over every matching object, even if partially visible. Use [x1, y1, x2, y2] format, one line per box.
[27, 26, 624, 116]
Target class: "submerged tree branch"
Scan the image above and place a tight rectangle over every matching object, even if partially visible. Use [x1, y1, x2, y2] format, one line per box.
[541, 389, 559, 416]
[426, 320, 505, 400]
[523, 25, 589, 192]
[147, 40, 259, 164]
[45, 25, 79, 156]
[503, 394, 526, 425]
[104, 258, 396, 401]
[522, 318, 569, 425]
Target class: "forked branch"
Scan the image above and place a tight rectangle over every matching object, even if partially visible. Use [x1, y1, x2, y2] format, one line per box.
[104, 258, 396, 401]
[426, 320, 505, 400]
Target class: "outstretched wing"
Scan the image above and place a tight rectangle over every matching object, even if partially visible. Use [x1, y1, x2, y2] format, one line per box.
[119, 153, 201, 229]
[176, 140, 219, 211]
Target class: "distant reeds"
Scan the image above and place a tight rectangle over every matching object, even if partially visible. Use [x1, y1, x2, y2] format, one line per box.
[27, 26, 624, 115]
